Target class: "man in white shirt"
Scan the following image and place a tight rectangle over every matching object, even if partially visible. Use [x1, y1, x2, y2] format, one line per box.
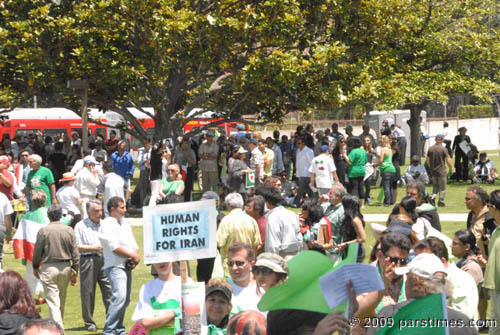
[56, 172, 83, 227]
[226, 242, 261, 313]
[248, 139, 264, 184]
[75, 156, 101, 218]
[99, 196, 139, 335]
[97, 161, 125, 217]
[262, 187, 302, 259]
[294, 136, 315, 207]
[309, 145, 339, 195]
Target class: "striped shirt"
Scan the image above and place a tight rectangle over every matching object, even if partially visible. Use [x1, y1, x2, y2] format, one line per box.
[74, 218, 103, 256]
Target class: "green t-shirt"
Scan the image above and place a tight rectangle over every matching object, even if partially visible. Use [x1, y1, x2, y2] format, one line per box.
[347, 148, 367, 178]
[484, 227, 500, 290]
[161, 179, 184, 196]
[380, 151, 396, 173]
[26, 166, 55, 206]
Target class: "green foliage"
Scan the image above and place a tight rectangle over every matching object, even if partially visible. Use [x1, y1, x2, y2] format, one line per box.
[458, 104, 496, 119]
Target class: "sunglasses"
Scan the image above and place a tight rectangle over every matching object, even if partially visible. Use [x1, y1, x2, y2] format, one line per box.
[386, 256, 409, 266]
[227, 260, 246, 267]
[252, 266, 274, 275]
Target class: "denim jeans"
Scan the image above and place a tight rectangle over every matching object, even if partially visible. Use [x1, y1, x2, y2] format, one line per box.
[381, 172, 395, 205]
[103, 266, 132, 335]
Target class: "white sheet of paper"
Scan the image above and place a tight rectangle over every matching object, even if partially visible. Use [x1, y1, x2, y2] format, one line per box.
[319, 263, 385, 310]
[459, 140, 470, 154]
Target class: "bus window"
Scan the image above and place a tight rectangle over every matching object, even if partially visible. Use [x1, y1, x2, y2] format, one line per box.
[43, 128, 68, 140]
[15, 129, 37, 137]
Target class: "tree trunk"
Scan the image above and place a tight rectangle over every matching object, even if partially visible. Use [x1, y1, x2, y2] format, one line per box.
[407, 104, 423, 159]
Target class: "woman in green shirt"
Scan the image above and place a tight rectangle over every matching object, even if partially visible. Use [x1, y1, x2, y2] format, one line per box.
[206, 279, 232, 335]
[343, 137, 367, 208]
[374, 135, 396, 206]
[158, 163, 185, 202]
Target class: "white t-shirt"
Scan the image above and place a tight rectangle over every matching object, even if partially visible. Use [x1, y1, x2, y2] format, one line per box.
[75, 168, 100, 197]
[228, 277, 261, 314]
[97, 173, 125, 216]
[56, 185, 81, 214]
[98, 217, 138, 269]
[0, 192, 13, 226]
[132, 277, 183, 323]
[309, 154, 336, 189]
[412, 217, 432, 240]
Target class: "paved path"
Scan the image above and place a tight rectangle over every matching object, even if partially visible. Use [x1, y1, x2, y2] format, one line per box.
[125, 213, 468, 226]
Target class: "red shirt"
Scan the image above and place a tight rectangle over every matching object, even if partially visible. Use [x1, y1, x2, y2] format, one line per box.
[0, 170, 14, 200]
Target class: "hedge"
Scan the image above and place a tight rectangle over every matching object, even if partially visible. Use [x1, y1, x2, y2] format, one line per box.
[458, 105, 495, 119]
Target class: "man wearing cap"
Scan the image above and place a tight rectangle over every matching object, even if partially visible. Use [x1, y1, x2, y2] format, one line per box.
[74, 199, 112, 332]
[452, 126, 472, 182]
[309, 145, 339, 195]
[217, 193, 261, 276]
[0, 156, 14, 200]
[25, 154, 56, 206]
[404, 155, 429, 185]
[75, 156, 101, 218]
[369, 253, 476, 335]
[110, 140, 135, 202]
[266, 137, 284, 176]
[199, 131, 219, 192]
[423, 237, 479, 321]
[248, 139, 263, 184]
[294, 136, 315, 207]
[56, 172, 83, 227]
[426, 134, 452, 207]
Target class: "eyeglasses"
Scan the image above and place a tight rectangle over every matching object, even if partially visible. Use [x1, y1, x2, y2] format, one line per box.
[252, 266, 274, 275]
[227, 260, 246, 267]
[385, 256, 409, 266]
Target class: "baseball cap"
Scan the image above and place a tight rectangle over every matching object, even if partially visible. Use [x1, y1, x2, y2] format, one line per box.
[201, 191, 218, 201]
[249, 138, 258, 145]
[394, 253, 447, 279]
[254, 253, 288, 274]
[237, 147, 248, 154]
[320, 144, 330, 153]
[205, 285, 232, 301]
[435, 134, 444, 140]
[344, 125, 353, 131]
[83, 155, 97, 165]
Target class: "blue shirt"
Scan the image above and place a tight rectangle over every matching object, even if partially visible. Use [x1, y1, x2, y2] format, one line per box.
[111, 151, 135, 181]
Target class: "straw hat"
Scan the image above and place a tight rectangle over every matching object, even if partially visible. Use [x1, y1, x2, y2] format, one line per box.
[59, 172, 76, 182]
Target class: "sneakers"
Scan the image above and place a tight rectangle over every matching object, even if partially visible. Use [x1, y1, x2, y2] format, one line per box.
[87, 324, 97, 332]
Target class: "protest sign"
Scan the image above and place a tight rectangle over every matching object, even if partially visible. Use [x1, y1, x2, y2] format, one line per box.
[246, 171, 256, 188]
[143, 200, 217, 264]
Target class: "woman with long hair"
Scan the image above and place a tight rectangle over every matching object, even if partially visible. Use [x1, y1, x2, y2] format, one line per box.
[0, 271, 40, 334]
[363, 137, 376, 205]
[158, 163, 184, 201]
[337, 194, 366, 262]
[374, 135, 396, 206]
[342, 137, 367, 208]
[452, 229, 483, 286]
[398, 196, 431, 240]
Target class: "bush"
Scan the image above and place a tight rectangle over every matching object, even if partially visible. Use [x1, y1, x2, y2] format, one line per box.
[458, 105, 495, 119]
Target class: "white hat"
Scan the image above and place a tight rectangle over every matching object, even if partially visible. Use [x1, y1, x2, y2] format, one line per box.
[83, 155, 97, 165]
[395, 253, 447, 279]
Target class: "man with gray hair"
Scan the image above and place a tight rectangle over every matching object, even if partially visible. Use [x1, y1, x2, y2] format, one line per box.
[217, 192, 261, 276]
[74, 199, 112, 332]
[18, 319, 64, 335]
[316, 184, 345, 257]
[24, 154, 56, 206]
[32, 204, 80, 328]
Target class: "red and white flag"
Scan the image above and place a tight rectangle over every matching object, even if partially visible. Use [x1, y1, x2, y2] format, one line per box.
[12, 207, 50, 263]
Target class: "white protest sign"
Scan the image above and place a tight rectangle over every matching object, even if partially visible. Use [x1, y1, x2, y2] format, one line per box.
[143, 200, 217, 264]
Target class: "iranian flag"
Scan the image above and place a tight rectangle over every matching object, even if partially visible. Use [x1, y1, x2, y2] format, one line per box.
[13, 207, 50, 263]
[246, 171, 256, 188]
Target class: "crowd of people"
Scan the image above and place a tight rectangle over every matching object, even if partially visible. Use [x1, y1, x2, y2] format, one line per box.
[0, 122, 497, 334]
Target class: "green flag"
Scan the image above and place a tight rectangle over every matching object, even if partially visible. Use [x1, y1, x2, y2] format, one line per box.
[246, 171, 256, 188]
[376, 293, 447, 335]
